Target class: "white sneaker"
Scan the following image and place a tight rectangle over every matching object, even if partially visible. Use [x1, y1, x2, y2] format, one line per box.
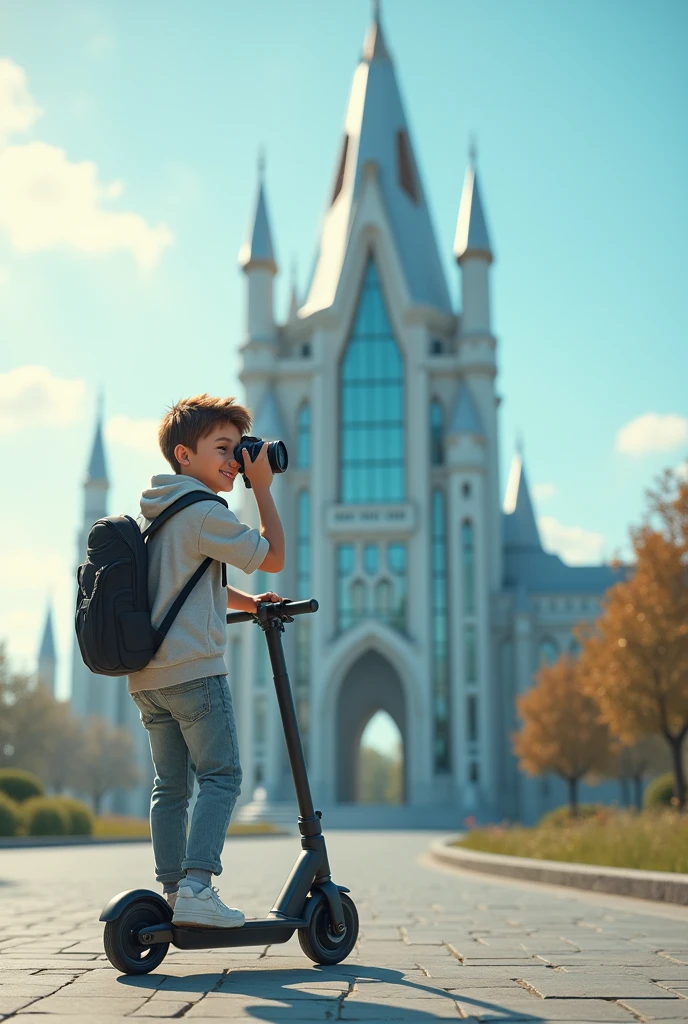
[172, 884, 245, 930]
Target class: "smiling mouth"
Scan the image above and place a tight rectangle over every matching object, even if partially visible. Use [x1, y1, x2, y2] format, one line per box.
[220, 470, 234, 480]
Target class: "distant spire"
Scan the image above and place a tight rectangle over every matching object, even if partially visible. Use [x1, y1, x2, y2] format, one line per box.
[239, 153, 277, 274]
[454, 148, 493, 264]
[86, 398, 108, 484]
[37, 603, 57, 695]
[503, 451, 541, 550]
[364, 0, 389, 61]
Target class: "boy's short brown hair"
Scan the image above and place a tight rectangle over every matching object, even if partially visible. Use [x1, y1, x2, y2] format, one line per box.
[159, 394, 252, 473]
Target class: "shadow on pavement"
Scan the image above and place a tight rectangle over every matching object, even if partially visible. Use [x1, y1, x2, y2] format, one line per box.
[117, 964, 546, 1021]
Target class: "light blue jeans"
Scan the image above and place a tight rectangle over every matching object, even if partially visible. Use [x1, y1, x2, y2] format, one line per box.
[131, 675, 242, 884]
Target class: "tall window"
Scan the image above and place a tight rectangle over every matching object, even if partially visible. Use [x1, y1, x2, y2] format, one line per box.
[540, 637, 559, 665]
[387, 543, 407, 632]
[430, 399, 444, 466]
[462, 520, 475, 614]
[431, 490, 450, 772]
[464, 624, 477, 683]
[337, 545, 356, 631]
[295, 491, 311, 757]
[340, 260, 405, 503]
[297, 403, 311, 468]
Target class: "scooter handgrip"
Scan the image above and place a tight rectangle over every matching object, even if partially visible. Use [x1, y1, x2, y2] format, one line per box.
[226, 610, 255, 624]
[283, 598, 319, 616]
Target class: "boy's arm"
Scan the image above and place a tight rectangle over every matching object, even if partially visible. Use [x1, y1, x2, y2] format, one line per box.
[253, 483, 285, 573]
[226, 584, 282, 613]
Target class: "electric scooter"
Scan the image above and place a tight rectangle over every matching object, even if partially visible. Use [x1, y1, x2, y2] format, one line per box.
[99, 598, 359, 975]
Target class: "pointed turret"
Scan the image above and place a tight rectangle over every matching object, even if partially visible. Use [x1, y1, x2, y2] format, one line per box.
[86, 411, 107, 484]
[503, 450, 542, 551]
[37, 603, 57, 695]
[239, 155, 277, 348]
[287, 259, 300, 322]
[303, 2, 451, 316]
[448, 382, 485, 437]
[454, 146, 493, 264]
[455, 145, 494, 337]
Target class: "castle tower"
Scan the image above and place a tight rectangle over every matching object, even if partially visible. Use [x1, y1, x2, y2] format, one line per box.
[37, 602, 57, 696]
[70, 402, 110, 720]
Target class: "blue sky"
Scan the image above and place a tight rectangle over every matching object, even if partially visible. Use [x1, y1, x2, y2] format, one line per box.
[0, 0, 686, 712]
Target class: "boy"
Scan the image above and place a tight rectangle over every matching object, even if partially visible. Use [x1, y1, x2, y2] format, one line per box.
[128, 394, 285, 929]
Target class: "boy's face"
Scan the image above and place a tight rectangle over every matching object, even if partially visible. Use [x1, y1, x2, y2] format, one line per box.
[174, 422, 242, 493]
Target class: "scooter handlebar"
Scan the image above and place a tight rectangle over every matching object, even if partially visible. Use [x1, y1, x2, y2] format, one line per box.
[226, 597, 319, 626]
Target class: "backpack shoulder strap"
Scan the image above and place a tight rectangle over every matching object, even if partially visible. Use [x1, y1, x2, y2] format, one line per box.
[152, 556, 214, 650]
[142, 491, 228, 541]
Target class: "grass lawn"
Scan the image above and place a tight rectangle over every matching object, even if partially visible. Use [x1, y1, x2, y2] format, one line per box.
[94, 816, 282, 838]
[456, 809, 688, 874]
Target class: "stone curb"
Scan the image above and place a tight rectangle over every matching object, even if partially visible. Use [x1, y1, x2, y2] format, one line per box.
[0, 830, 290, 850]
[429, 835, 688, 906]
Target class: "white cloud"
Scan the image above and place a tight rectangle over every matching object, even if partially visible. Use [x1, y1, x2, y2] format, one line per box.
[0, 59, 42, 146]
[0, 142, 173, 269]
[616, 413, 688, 456]
[0, 58, 172, 270]
[105, 415, 160, 455]
[533, 482, 555, 501]
[0, 365, 85, 435]
[538, 515, 604, 566]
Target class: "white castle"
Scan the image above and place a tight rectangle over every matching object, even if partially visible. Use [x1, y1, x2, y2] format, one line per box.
[57, 7, 624, 826]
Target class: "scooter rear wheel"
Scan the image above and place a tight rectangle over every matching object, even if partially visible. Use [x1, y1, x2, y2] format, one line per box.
[103, 897, 170, 975]
[299, 892, 359, 965]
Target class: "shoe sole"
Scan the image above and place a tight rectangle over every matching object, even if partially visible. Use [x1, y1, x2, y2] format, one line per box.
[172, 916, 245, 930]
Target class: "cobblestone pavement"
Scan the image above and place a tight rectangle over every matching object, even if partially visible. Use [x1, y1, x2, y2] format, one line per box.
[0, 831, 687, 1022]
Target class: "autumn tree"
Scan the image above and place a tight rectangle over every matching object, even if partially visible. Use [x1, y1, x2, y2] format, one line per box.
[578, 470, 688, 808]
[513, 654, 615, 815]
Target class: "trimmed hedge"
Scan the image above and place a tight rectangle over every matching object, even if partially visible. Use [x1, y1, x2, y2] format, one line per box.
[0, 769, 44, 803]
[0, 792, 21, 836]
[644, 773, 679, 809]
[52, 797, 94, 835]
[22, 797, 70, 836]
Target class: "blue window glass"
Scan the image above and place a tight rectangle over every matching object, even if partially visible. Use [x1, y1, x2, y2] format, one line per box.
[430, 399, 444, 466]
[340, 260, 405, 503]
[431, 490, 450, 772]
[295, 490, 311, 758]
[462, 519, 475, 614]
[467, 694, 478, 743]
[337, 544, 355, 631]
[363, 544, 378, 575]
[540, 637, 558, 665]
[387, 544, 406, 575]
[297, 403, 311, 468]
[465, 624, 477, 683]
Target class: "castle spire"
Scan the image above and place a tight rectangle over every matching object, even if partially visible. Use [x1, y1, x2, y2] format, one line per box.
[503, 450, 542, 551]
[454, 144, 493, 264]
[37, 602, 57, 695]
[86, 393, 107, 484]
[303, 5, 450, 316]
[239, 152, 277, 274]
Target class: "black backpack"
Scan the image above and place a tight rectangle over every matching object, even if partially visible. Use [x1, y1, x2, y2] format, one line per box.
[75, 491, 228, 677]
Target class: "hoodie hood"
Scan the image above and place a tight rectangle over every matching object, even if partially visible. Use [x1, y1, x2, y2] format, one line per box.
[140, 474, 218, 522]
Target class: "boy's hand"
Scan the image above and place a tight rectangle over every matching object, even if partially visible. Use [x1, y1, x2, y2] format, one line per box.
[242, 442, 273, 490]
[253, 590, 282, 610]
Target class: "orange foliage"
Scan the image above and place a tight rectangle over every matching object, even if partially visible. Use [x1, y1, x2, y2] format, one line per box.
[513, 654, 615, 812]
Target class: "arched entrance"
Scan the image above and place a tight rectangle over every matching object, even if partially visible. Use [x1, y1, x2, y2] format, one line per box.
[335, 650, 407, 803]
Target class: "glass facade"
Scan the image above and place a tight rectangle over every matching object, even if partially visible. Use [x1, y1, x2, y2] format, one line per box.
[340, 260, 405, 503]
[430, 399, 444, 465]
[295, 490, 311, 758]
[462, 519, 475, 614]
[336, 541, 407, 634]
[431, 490, 450, 772]
[297, 403, 311, 468]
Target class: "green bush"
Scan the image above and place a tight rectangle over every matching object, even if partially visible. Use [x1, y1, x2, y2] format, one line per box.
[22, 797, 70, 836]
[53, 797, 94, 835]
[0, 768, 44, 803]
[0, 792, 21, 836]
[644, 773, 678, 809]
[539, 804, 604, 828]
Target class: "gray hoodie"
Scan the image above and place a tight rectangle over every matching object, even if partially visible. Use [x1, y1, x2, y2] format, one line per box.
[127, 473, 268, 693]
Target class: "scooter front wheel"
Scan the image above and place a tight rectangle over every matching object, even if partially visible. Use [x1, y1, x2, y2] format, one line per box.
[103, 897, 170, 975]
[299, 892, 359, 965]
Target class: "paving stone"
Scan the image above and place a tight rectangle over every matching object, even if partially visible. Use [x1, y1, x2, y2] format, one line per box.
[517, 972, 675, 999]
[13, 993, 150, 1014]
[184, 995, 340, 1018]
[454, 991, 639, 1021]
[341, 997, 462, 1018]
[616, 999, 688, 1020]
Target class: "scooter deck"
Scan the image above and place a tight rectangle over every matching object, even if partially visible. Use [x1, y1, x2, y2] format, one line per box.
[140, 915, 305, 951]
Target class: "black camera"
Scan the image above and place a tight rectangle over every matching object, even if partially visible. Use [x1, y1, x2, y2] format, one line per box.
[233, 435, 289, 489]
